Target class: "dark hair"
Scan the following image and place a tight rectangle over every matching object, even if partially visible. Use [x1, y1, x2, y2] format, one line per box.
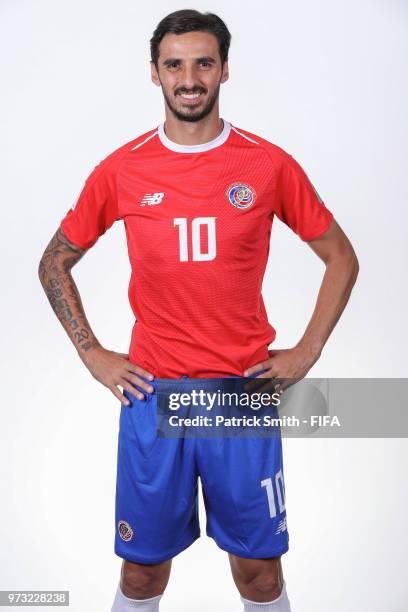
[150, 9, 231, 67]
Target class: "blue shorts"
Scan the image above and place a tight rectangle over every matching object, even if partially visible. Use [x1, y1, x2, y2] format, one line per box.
[114, 375, 289, 564]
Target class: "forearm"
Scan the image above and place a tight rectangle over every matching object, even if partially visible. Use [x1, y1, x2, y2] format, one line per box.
[296, 252, 359, 358]
[38, 229, 100, 361]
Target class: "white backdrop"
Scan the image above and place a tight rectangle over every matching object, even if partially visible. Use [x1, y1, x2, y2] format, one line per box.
[1, 0, 407, 610]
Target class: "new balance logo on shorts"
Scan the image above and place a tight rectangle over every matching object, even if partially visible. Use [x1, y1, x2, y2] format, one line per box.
[140, 192, 165, 206]
[275, 517, 287, 535]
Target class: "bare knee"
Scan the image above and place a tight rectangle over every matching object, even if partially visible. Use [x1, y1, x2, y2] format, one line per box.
[229, 554, 283, 602]
[120, 559, 172, 599]
[246, 574, 283, 600]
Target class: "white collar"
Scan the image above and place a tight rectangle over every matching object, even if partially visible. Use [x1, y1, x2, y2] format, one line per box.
[157, 118, 231, 153]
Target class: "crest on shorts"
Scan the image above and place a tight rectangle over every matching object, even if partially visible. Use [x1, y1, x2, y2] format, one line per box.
[118, 520, 134, 542]
[226, 183, 256, 209]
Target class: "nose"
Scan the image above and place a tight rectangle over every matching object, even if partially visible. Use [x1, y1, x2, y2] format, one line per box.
[180, 64, 199, 91]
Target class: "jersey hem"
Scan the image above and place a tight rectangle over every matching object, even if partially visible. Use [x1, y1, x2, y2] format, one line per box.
[302, 210, 334, 242]
[59, 220, 92, 249]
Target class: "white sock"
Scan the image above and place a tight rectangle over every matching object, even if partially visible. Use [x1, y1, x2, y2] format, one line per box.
[111, 584, 163, 611]
[241, 580, 291, 611]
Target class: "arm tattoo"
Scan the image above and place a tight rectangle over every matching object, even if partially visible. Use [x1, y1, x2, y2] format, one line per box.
[39, 228, 100, 353]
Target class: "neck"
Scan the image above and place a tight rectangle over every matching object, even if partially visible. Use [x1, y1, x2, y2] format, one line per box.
[162, 110, 223, 146]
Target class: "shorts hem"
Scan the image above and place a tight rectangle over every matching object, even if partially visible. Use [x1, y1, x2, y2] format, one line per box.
[115, 531, 201, 565]
[208, 534, 289, 559]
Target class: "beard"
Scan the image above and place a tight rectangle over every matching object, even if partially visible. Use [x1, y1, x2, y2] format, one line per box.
[161, 81, 221, 123]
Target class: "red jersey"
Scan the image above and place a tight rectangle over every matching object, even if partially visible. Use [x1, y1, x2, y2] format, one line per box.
[60, 119, 333, 378]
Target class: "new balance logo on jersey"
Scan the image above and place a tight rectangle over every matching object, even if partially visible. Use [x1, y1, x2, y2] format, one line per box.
[140, 192, 165, 206]
[275, 517, 287, 535]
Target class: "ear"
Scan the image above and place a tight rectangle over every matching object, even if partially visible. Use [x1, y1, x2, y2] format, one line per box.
[150, 61, 161, 87]
[221, 60, 229, 84]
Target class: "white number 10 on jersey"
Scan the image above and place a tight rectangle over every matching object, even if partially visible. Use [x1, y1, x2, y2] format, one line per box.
[174, 217, 217, 262]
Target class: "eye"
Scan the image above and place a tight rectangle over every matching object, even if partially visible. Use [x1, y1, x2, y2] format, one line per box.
[200, 61, 211, 68]
[167, 62, 179, 70]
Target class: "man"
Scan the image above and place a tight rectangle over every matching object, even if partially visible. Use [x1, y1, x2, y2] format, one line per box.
[38, 9, 359, 612]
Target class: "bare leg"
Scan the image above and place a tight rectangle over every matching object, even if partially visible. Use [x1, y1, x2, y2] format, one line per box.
[120, 559, 172, 599]
[228, 554, 284, 602]
[111, 558, 172, 611]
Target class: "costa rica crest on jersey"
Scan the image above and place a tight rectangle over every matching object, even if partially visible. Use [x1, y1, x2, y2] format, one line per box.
[226, 183, 256, 209]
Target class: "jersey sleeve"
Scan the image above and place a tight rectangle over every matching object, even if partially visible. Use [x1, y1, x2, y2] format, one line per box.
[59, 155, 120, 249]
[273, 151, 333, 241]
